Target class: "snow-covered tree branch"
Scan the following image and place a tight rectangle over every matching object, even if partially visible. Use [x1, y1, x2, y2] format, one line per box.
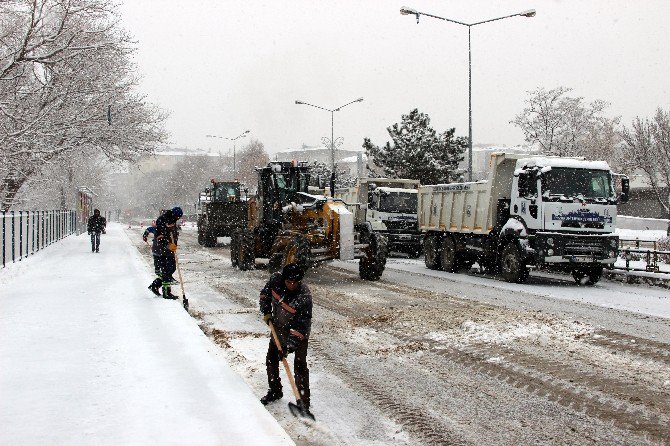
[0, 0, 167, 210]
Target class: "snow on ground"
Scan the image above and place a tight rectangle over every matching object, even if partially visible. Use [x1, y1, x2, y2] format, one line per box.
[333, 257, 670, 320]
[0, 223, 294, 446]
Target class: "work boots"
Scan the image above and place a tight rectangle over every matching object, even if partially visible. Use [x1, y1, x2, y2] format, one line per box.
[148, 279, 161, 296]
[260, 389, 283, 405]
[162, 285, 179, 300]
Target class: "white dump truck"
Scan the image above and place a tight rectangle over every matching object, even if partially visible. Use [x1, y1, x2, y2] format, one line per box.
[418, 152, 630, 284]
[334, 178, 423, 257]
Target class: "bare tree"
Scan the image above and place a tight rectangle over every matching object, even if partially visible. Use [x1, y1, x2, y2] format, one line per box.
[236, 139, 269, 190]
[621, 108, 670, 216]
[0, 0, 167, 210]
[511, 87, 619, 162]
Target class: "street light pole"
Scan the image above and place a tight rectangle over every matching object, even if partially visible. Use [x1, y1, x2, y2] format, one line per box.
[295, 97, 363, 195]
[205, 130, 250, 177]
[400, 6, 536, 181]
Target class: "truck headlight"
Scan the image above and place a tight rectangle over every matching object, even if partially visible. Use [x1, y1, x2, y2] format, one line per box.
[609, 250, 615, 258]
[610, 239, 617, 248]
[547, 249, 554, 256]
[546, 237, 554, 246]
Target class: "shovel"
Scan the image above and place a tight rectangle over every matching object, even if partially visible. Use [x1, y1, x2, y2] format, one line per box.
[171, 234, 189, 312]
[268, 321, 315, 421]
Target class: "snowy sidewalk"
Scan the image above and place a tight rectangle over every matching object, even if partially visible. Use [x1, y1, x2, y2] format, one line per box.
[0, 223, 294, 445]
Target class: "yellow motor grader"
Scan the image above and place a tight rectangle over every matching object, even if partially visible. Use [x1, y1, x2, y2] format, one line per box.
[230, 161, 387, 280]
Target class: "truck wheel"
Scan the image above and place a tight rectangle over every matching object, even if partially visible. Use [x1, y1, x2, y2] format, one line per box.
[197, 228, 205, 246]
[283, 236, 310, 275]
[202, 228, 216, 247]
[238, 230, 255, 271]
[500, 242, 529, 283]
[230, 232, 239, 267]
[572, 266, 603, 285]
[440, 236, 459, 272]
[359, 232, 388, 280]
[424, 235, 441, 270]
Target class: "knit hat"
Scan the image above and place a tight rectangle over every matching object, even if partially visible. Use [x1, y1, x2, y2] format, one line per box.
[172, 207, 183, 218]
[282, 263, 304, 282]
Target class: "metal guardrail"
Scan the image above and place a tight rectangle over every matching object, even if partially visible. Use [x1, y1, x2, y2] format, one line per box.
[1, 210, 77, 268]
[618, 238, 670, 274]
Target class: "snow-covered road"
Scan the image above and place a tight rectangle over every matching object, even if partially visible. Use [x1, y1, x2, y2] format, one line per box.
[130, 226, 669, 446]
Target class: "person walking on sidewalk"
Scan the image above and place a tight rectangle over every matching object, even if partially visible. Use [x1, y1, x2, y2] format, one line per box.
[148, 207, 183, 299]
[259, 263, 313, 409]
[87, 209, 107, 253]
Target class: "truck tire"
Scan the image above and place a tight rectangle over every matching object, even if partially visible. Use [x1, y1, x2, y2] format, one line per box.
[283, 236, 310, 276]
[360, 232, 388, 281]
[197, 228, 205, 246]
[500, 242, 529, 283]
[230, 231, 240, 267]
[440, 236, 459, 272]
[572, 266, 603, 285]
[203, 229, 217, 247]
[424, 235, 441, 270]
[238, 230, 255, 271]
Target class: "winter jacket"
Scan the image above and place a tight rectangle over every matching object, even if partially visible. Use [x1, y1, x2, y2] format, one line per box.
[152, 210, 179, 256]
[87, 215, 106, 234]
[260, 273, 313, 344]
[143, 226, 157, 245]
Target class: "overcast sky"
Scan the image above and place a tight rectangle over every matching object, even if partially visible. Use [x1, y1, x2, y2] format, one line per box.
[119, 1, 670, 157]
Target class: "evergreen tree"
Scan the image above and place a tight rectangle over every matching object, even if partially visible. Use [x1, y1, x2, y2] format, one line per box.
[362, 109, 466, 184]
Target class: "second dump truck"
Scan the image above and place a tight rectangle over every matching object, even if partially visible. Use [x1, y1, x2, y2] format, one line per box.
[333, 178, 422, 257]
[418, 152, 629, 285]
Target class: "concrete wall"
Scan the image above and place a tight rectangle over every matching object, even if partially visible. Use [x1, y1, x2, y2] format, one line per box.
[618, 215, 670, 231]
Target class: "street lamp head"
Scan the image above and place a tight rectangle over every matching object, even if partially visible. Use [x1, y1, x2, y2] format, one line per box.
[519, 9, 536, 17]
[355, 97, 364, 102]
[243, 130, 250, 134]
[295, 100, 304, 105]
[400, 6, 417, 15]
[400, 6, 420, 23]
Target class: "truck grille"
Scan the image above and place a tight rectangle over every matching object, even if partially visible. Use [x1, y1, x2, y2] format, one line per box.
[384, 220, 417, 231]
[563, 239, 606, 255]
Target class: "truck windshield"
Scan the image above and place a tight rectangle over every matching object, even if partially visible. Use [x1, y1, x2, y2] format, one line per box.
[541, 168, 613, 202]
[213, 184, 239, 201]
[378, 192, 417, 214]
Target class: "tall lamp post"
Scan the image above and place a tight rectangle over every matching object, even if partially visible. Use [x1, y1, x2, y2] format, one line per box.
[205, 130, 250, 177]
[400, 6, 535, 181]
[295, 97, 364, 195]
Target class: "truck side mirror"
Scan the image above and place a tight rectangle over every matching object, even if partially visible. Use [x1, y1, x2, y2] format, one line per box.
[620, 177, 629, 203]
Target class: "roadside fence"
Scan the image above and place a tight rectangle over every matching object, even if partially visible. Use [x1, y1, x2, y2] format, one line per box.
[1, 210, 77, 268]
[618, 238, 670, 274]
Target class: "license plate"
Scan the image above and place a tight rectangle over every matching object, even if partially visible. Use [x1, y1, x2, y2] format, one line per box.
[567, 256, 594, 263]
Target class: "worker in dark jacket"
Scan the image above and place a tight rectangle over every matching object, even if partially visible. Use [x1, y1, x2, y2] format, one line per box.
[148, 207, 182, 299]
[259, 263, 313, 409]
[87, 209, 107, 253]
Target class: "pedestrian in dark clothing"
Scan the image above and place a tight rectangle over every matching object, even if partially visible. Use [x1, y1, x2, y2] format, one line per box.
[259, 263, 313, 409]
[87, 209, 107, 253]
[148, 207, 183, 299]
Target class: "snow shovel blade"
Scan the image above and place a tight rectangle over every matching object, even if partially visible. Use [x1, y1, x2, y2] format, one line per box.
[288, 400, 315, 421]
